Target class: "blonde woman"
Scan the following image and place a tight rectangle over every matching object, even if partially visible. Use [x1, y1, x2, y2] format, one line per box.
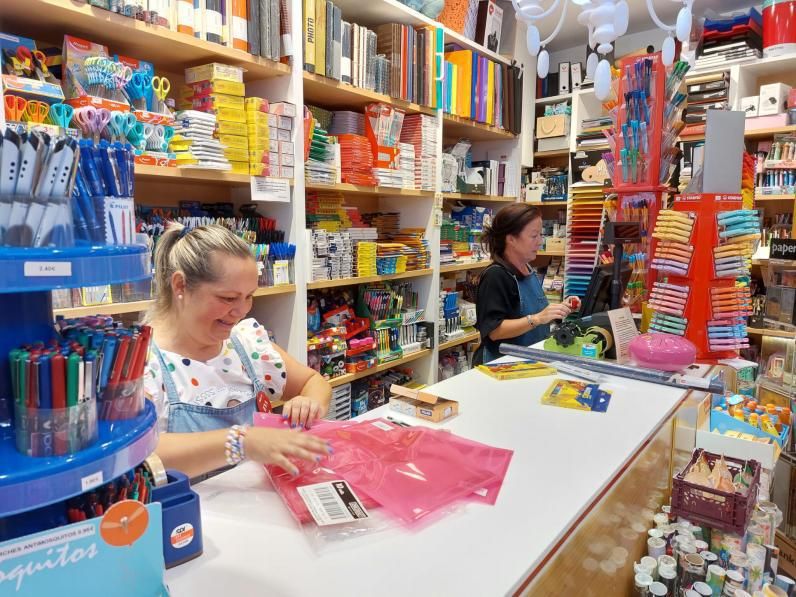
[144, 224, 331, 478]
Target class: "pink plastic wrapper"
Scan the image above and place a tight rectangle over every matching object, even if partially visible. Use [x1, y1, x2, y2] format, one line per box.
[254, 415, 513, 525]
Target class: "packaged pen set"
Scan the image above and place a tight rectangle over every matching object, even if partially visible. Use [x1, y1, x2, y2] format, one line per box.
[606, 55, 689, 188]
[8, 315, 152, 457]
[648, 194, 760, 360]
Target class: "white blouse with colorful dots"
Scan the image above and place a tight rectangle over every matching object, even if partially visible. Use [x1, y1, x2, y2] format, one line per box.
[144, 318, 286, 432]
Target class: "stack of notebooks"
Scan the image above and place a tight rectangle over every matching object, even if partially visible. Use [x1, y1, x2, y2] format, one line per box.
[375, 24, 442, 109]
[682, 72, 729, 131]
[392, 229, 430, 271]
[564, 183, 607, 299]
[306, 191, 353, 231]
[329, 111, 365, 136]
[695, 9, 762, 70]
[442, 44, 522, 133]
[354, 239, 377, 277]
[305, 122, 339, 185]
[244, 0, 291, 59]
[364, 212, 400, 239]
[338, 134, 377, 186]
[398, 143, 416, 190]
[577, 116, 612, 151]
[172, 110, 231, 170]
[400, 114, 438, 191]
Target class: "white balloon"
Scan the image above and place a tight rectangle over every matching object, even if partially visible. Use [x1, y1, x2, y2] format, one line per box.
[588, 26, 596, 50]
[537, 49, 550, 79]
[614, 1, 629, 37]
[527, 25, 541, 56]
[595, 59, 611, 101]
[676, 6, 692, 43]
[586, 52, 599, 79]
[662, 36, 676, 66]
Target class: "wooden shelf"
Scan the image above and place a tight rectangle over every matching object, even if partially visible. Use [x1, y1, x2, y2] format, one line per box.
[442, 192, 516, 203]
[306, 182, 434, 198]
[328, 349, 432, 388]
[536, 250, 566, 257]
[302, 72, 434, 115]
[442, 113, 516, 141]
[52, 285, 296, 318]
[0, 0, 290, 80]
[534, 149, 570, 158]
[535, 93, 572, 106]
[527, 201, 568, 206]
[135, 165, 252, 186]
[745, 125, 796, 140]
[755, 194, 796, 202]
[308, 269, 433, 289]
[440, 261, 490, 274]
[438, 330, 480, 352]
[747, 327, 796, 340]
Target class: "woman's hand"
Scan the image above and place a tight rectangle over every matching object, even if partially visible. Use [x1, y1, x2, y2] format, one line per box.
[282, 395, 325, 429]
[533, 303, 572, 325]
[245, 427, 331, 476]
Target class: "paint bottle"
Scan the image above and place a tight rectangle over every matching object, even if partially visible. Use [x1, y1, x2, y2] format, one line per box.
[707, 564, 727, 595]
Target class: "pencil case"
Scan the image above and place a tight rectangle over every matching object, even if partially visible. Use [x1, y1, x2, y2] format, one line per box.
[14, 398, 98, 457]
[99, 377, 145, 420]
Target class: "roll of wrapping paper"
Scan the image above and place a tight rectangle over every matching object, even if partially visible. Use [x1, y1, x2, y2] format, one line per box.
[497, 343, 725, 394]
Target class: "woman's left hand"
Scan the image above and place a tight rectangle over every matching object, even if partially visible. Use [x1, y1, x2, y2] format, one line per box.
[282, 396, 324, 429]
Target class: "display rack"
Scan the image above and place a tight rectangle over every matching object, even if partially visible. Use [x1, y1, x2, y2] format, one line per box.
[0, 244, 157, 519]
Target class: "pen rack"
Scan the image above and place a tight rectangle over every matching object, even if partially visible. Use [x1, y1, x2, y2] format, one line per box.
[649, 193, 753, 361]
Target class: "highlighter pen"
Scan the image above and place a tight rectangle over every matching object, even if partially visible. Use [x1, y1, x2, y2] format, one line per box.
[100, 335, 117, 391]
[66, 353, 80, 408]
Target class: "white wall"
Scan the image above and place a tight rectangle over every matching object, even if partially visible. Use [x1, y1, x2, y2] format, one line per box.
[548, 26, 669, 72]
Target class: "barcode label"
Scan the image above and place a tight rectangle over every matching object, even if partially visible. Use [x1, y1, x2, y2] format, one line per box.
[297, 481, 369, 526]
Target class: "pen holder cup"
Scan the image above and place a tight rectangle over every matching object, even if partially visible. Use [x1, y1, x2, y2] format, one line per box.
[0, 194, 75, 248]
[14, 398, 98, 457]
[151, 470, 204, 568]
[98, 377, 145, 420]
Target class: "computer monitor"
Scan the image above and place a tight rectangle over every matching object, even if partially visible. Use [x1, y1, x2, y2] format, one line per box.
[580, 263, 632, 317]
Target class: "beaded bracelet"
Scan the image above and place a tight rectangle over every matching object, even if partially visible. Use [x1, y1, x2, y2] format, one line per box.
[224, 425, 248, 466]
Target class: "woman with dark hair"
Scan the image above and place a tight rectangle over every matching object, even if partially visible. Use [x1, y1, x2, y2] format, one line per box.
[474, 203, 571, 365]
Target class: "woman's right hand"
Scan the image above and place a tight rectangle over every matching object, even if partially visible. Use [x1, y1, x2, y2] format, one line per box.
[533, 303, 572, 325]
[245, 427, 331, 476]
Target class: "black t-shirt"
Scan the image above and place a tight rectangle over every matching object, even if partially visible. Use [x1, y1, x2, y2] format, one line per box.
[475, 262, 526, 363]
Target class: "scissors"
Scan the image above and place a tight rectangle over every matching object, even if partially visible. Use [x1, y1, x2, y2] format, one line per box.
[126, 121, 148, 150]
[24, 100, 49, 124]
[126, 72, 151, 111]
[49, 103, 75, 128]
[111, 63, 133, 102]
[74, 106, 112, 142]
[109, 111, 136, 142]
[4, 94, 27, 121]
[151, 75, 171, 113]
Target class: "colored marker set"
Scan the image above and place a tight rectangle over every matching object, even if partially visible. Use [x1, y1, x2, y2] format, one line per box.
[710, 285, 752, 320]
[714, 209, 760, 279]
[652, 210, 696, 276]
[66, 464, 153, 524]
[648, 281, 690, 336]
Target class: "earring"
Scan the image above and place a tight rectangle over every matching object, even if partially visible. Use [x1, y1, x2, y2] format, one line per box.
[177, 294, 183, 300]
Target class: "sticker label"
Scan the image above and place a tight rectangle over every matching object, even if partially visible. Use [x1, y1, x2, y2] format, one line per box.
[24, 261, 72, 277]
[170, 523, 194, 549]
[297, 481, 369, 526]
[81, 471, 103, 492]
[371, 420, 393, 432]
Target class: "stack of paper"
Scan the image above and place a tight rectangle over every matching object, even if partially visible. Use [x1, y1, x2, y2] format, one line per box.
[398, 142, 416, 190]
[338, 134, 377, 186]
[172, 110, 231, 170]
[329, 111, 365, 136]
[306, 123, 339, 185]
[564, 183, 606, 299]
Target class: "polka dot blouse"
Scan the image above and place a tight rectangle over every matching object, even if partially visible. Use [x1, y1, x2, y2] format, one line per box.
[144, 318, 286, 432]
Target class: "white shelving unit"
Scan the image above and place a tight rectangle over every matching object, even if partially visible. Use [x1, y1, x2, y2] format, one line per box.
[0, 0, 528, 388]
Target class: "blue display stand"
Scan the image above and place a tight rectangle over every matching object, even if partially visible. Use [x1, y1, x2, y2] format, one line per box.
[0, 243, 156, 531]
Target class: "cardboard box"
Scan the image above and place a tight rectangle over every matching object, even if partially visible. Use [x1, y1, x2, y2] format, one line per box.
[245, 97, 269, 112]
[279, 141, 295, 154]
[545, 237, 566, 252]
[759, 83, 792, 116]
[223, 147, 248, 163]
[279, 166, 294, 178]
[192, 93, 245, 111]
[269, 151, 279, 165]
[388, 396, 459, 423]
[217, 134, 249, 150]
[275, 128, 291, 141]
[269, 139, 281, 152]
[719, 357, 759, 396]
[777, 531, 796, 580]
[740, 96, 759, 118]
[185, 63, 245, 84]
[191, 79, 246, 97]
[279, 152, 295, 167]
[268, 102, 296, 117]
[536, 114, 569, 139]
[229, 161, 249, 175]
[249, 163, 272, 176]
[276, 115, 293, 130]
[217, 120, 247, 136]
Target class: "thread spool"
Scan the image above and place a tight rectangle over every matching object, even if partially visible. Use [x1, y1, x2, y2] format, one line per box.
[635, 572, 654, 597]
[693, 582, 713, 596]
[659, 566, 677, 594]
[649, 581, 669, 596]
[649, 537, 667, 559]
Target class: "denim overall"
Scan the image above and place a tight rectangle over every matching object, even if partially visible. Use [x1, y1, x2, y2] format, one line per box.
[155, 335, 267, 433]
[482, 271, 550, 364]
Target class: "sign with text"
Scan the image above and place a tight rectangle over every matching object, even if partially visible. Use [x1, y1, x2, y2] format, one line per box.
[771, 239, 796, 260]
[250, 177, 291, 203]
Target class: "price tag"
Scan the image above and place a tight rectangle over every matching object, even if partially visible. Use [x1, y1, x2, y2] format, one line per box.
[250, 176, 291, 203]
[24, 261, 72, 277]
[434, 191, 443, 210]
[81, 471, 103, 492]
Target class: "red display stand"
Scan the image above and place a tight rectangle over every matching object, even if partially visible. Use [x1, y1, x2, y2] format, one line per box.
[651, 193, 746, 361]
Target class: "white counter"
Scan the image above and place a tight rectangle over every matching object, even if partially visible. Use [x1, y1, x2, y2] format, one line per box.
[165, 366, 689, 596]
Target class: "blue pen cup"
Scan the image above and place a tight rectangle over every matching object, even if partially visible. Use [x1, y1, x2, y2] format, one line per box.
[13, 398, 98, 457]
[1, 194, 76, 248]
[151, 470, 204, 568]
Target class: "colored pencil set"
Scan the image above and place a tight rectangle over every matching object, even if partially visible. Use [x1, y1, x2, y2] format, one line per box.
[9, 316, 152, 457]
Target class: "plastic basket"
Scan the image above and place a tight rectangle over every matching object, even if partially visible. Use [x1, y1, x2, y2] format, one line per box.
[670, 448, 761, 535]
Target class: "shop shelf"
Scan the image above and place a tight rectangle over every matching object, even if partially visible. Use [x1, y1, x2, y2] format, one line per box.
[533, 149, 570, 159]
[437, 330, 480, 352]
[526, 201, 569, 206]
[0, 401, 159, 517]
[442, 192, 516, 202]
[306, 182, 434, 198]
[747, 327, 796, 340]
[135, 165, 253, 186]
[0, 245, 150, 294]
[440, 262, 490, 274]
[327, 348, 432, 387]
[442, 113, 516, 141]
[302, 72, 435, 115]
[307, 269, 433, 289]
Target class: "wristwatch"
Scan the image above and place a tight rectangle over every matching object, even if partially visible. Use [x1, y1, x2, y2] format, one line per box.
[526, 314, 536, 330]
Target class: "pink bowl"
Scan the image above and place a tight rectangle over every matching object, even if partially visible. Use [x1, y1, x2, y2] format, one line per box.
[629, 333, 697, 371]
